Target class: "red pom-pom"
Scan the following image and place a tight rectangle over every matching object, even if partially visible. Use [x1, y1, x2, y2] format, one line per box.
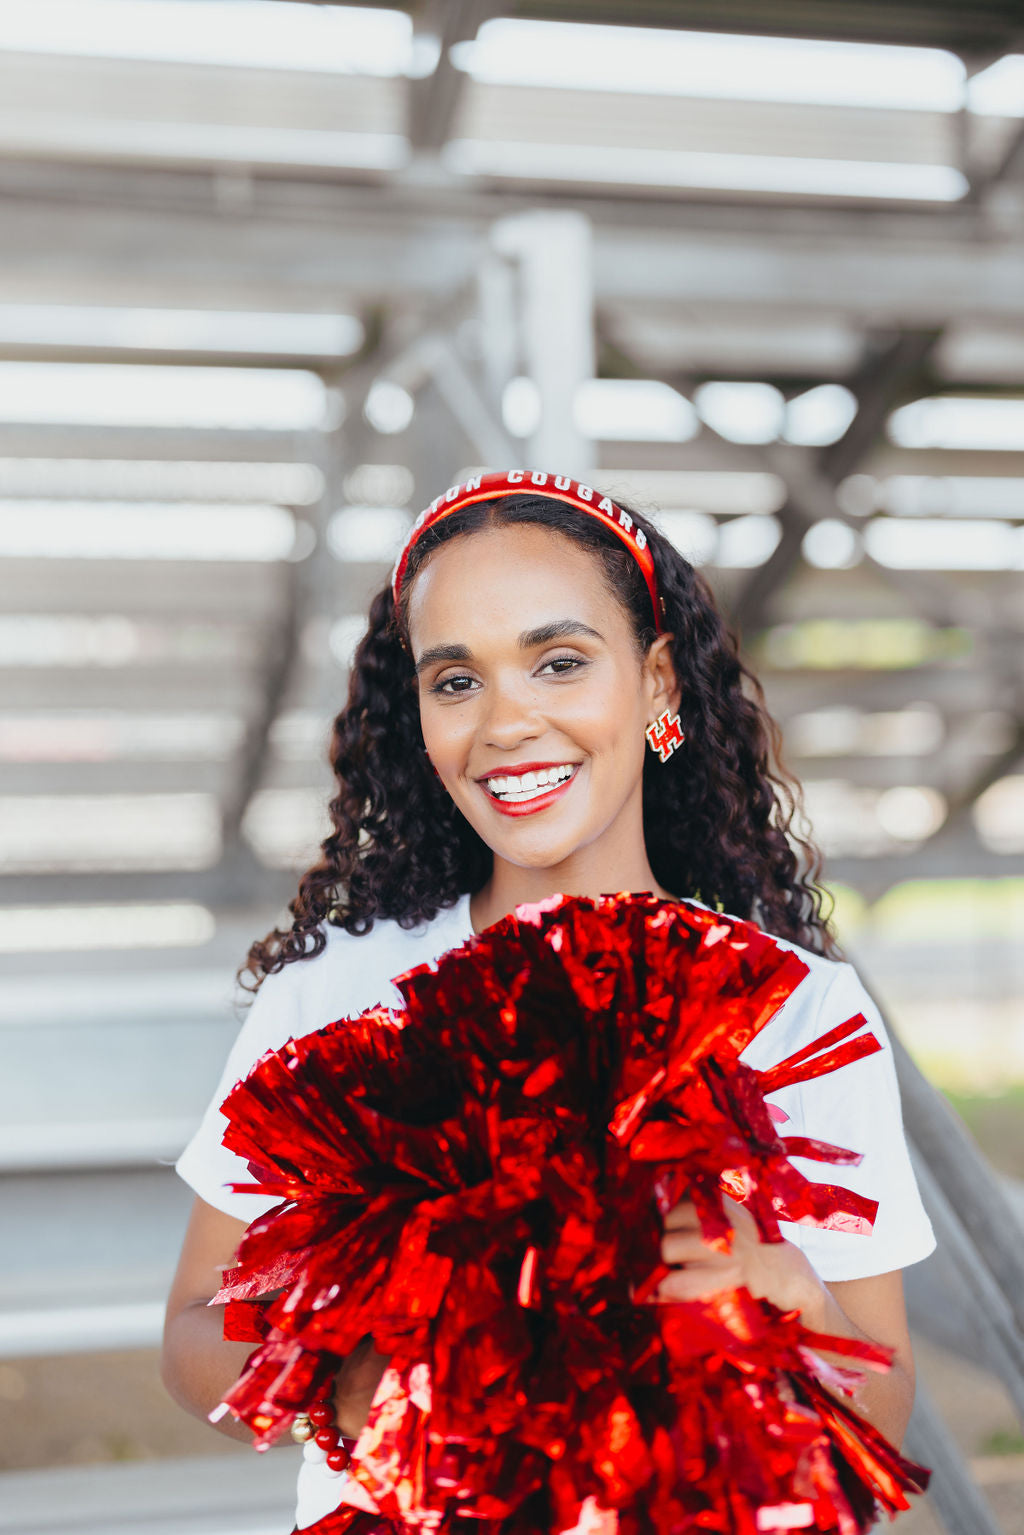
[212, 893, 929, 1532]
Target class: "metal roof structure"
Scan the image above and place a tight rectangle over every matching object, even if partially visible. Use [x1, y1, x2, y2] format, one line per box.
[1, 1, 1022, 914]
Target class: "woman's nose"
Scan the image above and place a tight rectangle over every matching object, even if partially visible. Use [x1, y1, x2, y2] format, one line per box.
[481, 677, 541, 746]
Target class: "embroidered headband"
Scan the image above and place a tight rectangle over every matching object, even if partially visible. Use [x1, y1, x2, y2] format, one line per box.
[390, 469, 666, 634]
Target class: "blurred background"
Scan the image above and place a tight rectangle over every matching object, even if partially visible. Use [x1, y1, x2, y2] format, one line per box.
[0, 1, 1022, 1532]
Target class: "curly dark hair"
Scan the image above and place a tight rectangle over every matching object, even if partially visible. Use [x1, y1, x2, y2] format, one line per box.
[240, 491, 840, 989]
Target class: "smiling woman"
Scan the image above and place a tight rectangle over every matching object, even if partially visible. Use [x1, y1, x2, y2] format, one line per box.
[250, 470, 835, 962]
[406, 524, 681, 922]
[162, 471, 935, 1534]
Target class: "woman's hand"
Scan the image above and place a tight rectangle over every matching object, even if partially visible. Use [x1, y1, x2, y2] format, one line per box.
[655, 1195, 826, 1321]
[332, 1336, 392, 1438]
[654, 1195, 918, 1444]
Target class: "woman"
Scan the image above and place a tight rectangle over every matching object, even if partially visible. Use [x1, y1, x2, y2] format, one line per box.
[162, 470, 935, 1531]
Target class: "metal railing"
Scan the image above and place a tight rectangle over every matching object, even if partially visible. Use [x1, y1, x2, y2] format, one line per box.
[888, 1022, 1024, 1535]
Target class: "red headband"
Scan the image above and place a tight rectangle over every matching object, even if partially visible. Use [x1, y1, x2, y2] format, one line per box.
[390, 469, 666, 633]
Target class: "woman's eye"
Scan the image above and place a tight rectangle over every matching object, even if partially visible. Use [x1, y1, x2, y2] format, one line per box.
[543, 655, 584, 676]
[426, 653, 580, 696]
[430, 673, 477, 696]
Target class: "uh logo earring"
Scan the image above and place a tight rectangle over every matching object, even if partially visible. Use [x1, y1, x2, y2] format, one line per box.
[645, 708, 685, 763]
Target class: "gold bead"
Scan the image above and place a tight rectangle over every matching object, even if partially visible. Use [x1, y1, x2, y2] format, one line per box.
[291, 1414, 315, 1443]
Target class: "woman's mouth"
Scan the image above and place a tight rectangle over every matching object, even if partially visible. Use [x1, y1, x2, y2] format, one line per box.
[480, 763, 580, 817]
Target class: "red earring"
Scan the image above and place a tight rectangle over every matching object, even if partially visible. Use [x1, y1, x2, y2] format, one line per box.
[645, 709, 685, 763]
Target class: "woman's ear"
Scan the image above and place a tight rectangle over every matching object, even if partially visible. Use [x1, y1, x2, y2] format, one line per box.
[645, 633, 681, 716]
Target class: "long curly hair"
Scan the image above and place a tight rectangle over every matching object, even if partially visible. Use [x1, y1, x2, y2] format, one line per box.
[240, 491, 840, 989]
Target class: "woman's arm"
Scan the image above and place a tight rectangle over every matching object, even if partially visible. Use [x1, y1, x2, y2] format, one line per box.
[162, 1194, 391, 1442]
[801, 1270, 916, 1448]
[161, 1194, 262, 1443]
[657, 1198, 916, 1447]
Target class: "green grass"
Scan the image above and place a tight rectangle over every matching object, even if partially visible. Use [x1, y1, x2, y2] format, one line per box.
[979, 1427, 1024, 1457]
[943, 1084, 1024, 1180]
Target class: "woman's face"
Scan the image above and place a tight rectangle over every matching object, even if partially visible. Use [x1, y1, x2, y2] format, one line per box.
[407, 523, 678, 875]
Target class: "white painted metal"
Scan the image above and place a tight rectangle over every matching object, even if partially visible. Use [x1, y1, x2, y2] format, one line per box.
[492, 210, 596, 476]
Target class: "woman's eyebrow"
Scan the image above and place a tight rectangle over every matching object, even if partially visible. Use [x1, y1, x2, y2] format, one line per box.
[414, 619, 604, 675]
[414, 642, 472, 674]
[521, 619, 604, 649]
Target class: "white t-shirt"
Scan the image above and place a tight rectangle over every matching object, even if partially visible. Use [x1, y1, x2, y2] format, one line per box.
[176, 890, 935, 1529]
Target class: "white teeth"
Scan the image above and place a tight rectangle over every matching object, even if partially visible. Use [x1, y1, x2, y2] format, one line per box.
[485, 764, 576, 801]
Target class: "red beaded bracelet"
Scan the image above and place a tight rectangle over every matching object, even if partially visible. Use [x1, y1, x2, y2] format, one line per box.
[290, 1387, 351, 1473]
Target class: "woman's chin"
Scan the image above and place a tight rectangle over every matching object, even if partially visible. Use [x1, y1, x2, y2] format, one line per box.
[494, 831, 587, 874]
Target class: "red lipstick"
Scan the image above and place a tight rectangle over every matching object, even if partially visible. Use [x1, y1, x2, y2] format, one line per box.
[475, 760, 578, 781]
[480, 763, 580, 817]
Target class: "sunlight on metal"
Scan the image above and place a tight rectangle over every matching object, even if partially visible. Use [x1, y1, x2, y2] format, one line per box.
[408, 30, 442, 81]
[0, 304, 363, 357]
[269, 710, 331, 762]
[327, 613, 370, 669]
[835, 475, 880, 518]
[603, 471, 786, 516]
[0, 712, 245, 763]
[452, 21, 966, 112]
[802, 519, 862, 569]
[864, 517, 1024, 570]
[783, 384, 858, 447]
[0, 615, 141, 668]
[653, 510, 718, 567]
[0, 967, 230, 1023]
[241, 786, 331, 871]
[876, 784, 948, 841]
[888, 396, 1024, 451]
[327, 505, 411, 562]
[786, 705, 945, 759]
[0, 615, 249, 667]
[939, 324, 1024, 383]
[0, 793, 222, 872]
[342, 463, 415, 508]
[715, 514, 782, 568]
[876, 476, 1024, 518]
[503, 376, 543, 439]
[1, 118, 410, 174]
[444, 140, 969, 203]
[0, 902, 215, 953]
[0, 362, 327, 429]
[801, 778, 948, 859]
[0, 1301, 167, 1356]
[0, 458, 324, 503]
[0, 1120, 202, 1171]
[0, 500, 296, 560]
[0, 0, 413, 75]
[974, 776, 1024, 854]
[573, 379, 698, 442]
[364, 380, 415, 435]
[967, 55, 1024, 117]
[695, 382, 785, 444]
